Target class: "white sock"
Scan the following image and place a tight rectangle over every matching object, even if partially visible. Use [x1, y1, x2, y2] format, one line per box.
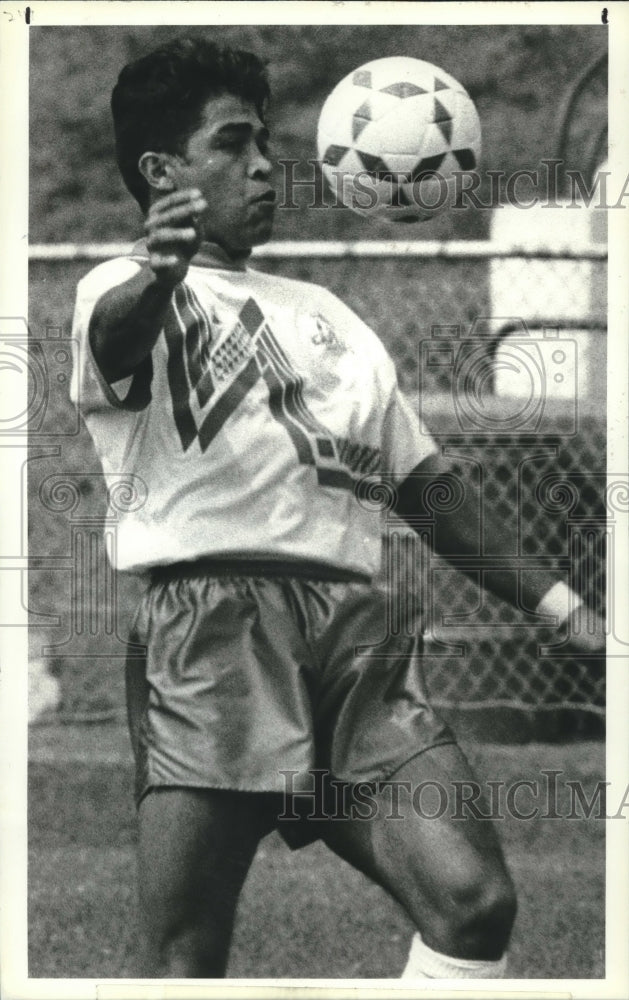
[401, 932, 507, 979]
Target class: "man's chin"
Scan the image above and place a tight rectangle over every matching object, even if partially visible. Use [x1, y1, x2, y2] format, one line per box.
[249, 216, 275, 248]
[219, 217, 274, 258]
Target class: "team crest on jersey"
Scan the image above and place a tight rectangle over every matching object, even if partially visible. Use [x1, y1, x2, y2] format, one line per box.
[310, 313, 345, 353]
[163, 286, 380, 491]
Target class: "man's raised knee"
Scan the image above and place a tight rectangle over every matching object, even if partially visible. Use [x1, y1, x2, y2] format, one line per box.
[443, 869, 517, 958]
[416, 860, 516, 960]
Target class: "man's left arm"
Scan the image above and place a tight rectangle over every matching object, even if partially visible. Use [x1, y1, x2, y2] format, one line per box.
[393, 452, 604, 655]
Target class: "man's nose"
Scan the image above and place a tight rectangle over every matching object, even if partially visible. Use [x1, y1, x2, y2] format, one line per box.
[248, 143, 272, 178]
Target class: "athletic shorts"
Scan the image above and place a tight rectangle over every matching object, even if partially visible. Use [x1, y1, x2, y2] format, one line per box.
[127, 559, 454, 842]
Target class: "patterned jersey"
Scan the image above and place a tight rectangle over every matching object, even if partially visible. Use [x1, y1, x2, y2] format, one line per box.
[71, 243, 436, 575]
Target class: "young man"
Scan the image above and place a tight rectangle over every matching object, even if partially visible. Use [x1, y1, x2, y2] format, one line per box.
[71, 37, 601, 979]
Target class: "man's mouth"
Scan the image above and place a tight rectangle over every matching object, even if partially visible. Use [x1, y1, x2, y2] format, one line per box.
[251, 189, 276, 204]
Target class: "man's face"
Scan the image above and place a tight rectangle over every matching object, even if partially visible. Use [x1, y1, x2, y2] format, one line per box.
[171, 92, 276, 255]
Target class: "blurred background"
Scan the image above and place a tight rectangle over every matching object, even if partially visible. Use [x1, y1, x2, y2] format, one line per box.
[28, 23, 608, 730]
[26, 23, 609, 979]
[29, 23, 608, 241]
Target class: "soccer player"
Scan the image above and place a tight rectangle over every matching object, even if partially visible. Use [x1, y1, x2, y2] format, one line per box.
[71, 37, 603, 979]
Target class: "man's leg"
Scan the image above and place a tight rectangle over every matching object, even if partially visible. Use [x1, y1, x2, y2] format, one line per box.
[137, 787, 279, 977]
[321, 743, 517, 976]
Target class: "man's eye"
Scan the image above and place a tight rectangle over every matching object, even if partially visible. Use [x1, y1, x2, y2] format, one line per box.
[217, 137, 245, 150]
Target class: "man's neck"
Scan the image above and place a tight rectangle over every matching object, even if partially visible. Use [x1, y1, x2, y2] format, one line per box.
[194, 241, 251, 271]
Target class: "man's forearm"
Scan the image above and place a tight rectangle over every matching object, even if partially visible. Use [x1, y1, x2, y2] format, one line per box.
[89, 265, 177, 384]
[89, 188, 206, 384]
[394, 454, 561, 616]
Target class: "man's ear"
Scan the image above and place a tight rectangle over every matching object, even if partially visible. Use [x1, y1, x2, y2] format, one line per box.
[138, 151, 177, 193]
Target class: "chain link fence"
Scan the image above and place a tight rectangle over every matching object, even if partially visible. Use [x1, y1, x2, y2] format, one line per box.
[262, 245, 607, 722]
[26, 242, 607, 724]
[380, 426, 606, 714]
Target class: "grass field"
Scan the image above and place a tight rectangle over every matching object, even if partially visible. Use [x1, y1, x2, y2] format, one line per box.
[28, 727, 604, 979]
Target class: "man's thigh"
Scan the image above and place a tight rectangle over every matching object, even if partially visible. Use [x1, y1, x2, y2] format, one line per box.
[138, 787, 281, 975]
[321, 744, 513, 939]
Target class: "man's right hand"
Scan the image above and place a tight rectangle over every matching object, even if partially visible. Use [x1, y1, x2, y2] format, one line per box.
[145, 188, 208, 287]
[89, 188, 208, 384]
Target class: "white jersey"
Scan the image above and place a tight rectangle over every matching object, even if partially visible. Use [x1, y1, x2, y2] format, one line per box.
[71, 243, 436, 575]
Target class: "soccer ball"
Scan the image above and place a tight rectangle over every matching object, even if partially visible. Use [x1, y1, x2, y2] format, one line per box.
[316, 56, 481, 223]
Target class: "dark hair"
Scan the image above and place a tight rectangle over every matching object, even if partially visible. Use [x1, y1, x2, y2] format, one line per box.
[111, 37, 270, 211]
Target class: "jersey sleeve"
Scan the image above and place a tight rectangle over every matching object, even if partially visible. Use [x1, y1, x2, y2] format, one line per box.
[314, 284, 437, 483]
[380, 379, 438, 483]
[69, 257, 149, 419]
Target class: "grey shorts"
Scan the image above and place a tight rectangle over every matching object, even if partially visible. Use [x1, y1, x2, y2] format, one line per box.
[128, 560, 454, 814]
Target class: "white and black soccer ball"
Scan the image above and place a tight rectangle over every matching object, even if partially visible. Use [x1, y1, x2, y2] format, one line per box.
[316, 56, 481, 223]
